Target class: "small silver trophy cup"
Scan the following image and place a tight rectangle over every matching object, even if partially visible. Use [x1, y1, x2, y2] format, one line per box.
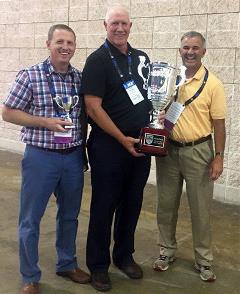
[53, 95, 79, 129]
[137, 62, 186, 156]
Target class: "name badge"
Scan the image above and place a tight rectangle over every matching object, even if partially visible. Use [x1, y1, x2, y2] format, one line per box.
[123, 80, 144, 105]
[164, 102, 185, 131]
[54, 114, 73, 144]
[54, 129, 72, 144]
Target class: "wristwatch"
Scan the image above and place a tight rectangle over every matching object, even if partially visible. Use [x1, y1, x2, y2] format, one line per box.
[215, 151, 224, 158]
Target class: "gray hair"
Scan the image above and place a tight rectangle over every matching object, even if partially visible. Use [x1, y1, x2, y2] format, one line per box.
[105, 4, 130, 23]
[48, 24, 76, 41]
[181, 31, 206, 48]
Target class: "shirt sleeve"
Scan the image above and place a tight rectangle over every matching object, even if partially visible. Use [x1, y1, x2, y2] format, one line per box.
[4, 70, 33, 111]
[210, 79, 227, 119]
[81, 54, 106, 99]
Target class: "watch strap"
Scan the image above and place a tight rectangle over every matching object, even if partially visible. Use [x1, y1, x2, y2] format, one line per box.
[215, 151, 224, 157]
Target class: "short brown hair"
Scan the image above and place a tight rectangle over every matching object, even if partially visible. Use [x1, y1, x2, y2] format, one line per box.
[48, 24, 76, 41]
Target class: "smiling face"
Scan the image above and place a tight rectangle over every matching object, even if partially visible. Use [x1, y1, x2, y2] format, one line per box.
[104, 7, 132, 54]
[179, 36, 206, 77]
[46, 29, 76, 73]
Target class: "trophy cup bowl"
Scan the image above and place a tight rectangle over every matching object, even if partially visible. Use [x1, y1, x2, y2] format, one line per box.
[53, 95, 79, 129]
[137, 62, 186, 156]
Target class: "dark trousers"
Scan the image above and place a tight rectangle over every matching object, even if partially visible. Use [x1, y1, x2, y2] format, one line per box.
[86, 129, 151, 273]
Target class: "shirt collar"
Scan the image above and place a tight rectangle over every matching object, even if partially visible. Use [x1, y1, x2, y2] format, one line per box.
[46, 57, 74, 75]
[105, 39, 132, 56]
[184, 64, 205, 85]
[192, 64, 205, 81]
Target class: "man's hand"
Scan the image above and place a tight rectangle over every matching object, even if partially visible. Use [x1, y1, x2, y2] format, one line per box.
[209, 156, 224, 181]
[43, 117, 73, 132]
[120, 136, 145, 157]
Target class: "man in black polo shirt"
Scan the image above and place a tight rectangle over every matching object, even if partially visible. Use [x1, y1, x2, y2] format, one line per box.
[81, 4, 152, 292]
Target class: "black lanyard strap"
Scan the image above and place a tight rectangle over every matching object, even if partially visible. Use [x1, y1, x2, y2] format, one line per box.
[104, 41, 132, 82]
[175, 67, 209, 107]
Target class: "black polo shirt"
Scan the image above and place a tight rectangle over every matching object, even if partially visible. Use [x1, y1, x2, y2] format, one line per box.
[81, 39, 152, 133]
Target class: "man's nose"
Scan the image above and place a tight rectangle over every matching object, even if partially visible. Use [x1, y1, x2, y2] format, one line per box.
[62, 41, 69, 49]
[187, 48, 194, 54]
[61, 42, 69, 49]
[116, 23, 124, 31]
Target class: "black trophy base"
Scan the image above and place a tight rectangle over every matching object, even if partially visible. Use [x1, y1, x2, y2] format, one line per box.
[136, 127, 169, 156]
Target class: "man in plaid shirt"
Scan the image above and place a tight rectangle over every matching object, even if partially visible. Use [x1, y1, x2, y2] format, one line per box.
[2, 24, 90, 294]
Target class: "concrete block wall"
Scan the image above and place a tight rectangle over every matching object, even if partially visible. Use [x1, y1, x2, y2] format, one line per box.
[0, 0, 239, 204]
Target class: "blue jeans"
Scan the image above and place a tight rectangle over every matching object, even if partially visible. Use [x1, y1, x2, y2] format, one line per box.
[19, 145, 84, 283]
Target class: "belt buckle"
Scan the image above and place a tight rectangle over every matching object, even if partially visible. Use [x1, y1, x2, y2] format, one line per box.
[180, 141, 186, 147]
[181, 141, 194, 147]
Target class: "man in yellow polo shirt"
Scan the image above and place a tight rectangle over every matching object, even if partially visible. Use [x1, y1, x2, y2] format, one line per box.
[153, 31, 226, 282]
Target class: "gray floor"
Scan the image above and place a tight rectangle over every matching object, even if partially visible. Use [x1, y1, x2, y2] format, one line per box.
[0, 149, 239, 294]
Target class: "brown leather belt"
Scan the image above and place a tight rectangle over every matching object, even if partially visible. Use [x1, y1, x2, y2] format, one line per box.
[169, 134, 212, 147]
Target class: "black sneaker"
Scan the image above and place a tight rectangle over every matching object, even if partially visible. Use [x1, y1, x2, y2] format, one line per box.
[91, 272, 112, 292]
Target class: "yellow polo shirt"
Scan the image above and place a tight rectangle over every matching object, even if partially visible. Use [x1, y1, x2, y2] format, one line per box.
[171, 65, 226, 142]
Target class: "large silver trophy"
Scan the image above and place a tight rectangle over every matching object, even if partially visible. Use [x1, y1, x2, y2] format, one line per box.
[137, 62, 186, 156]
[53, 95, 79, 129]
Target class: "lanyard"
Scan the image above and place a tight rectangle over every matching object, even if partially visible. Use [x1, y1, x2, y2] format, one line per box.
[104, 41, 132, 82]
[43, 60, 77, 99]
[175, 67, 209, 107]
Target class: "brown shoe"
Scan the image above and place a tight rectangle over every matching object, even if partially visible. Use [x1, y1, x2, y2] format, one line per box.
[56, 267, 90, 284]
[20, 282, 39, 294]
[91, 272, 112, 292]
[115, 261, 143, 279]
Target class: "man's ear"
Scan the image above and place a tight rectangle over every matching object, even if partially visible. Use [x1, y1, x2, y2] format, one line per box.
[104, 21, 107, 31]
[46, 40, 50, 50]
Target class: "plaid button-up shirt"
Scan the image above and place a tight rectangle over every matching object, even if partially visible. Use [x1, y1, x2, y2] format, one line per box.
[4, 58, 85, 149]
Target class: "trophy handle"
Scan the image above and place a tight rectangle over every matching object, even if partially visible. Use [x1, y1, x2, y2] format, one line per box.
[176, 65, 186, 88]
[67, 95, 79, 116]
[71, 95, 79, 109]
[137, 56, 149, 90]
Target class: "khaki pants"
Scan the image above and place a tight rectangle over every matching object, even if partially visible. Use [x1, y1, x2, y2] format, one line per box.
[155, 139, 214, 266]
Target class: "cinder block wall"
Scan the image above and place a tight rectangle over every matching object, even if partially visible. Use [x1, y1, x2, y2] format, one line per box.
[0, 0, 239, 204]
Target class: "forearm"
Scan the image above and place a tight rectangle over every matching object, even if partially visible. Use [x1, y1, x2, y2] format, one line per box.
[213, 119, 226, 154]
[2, 105, 71, 132]
[85, 95, 143, 156]
[209, 119, 225, 181]
[87, 105, 126, 144]
[2, 106, 46, 128]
